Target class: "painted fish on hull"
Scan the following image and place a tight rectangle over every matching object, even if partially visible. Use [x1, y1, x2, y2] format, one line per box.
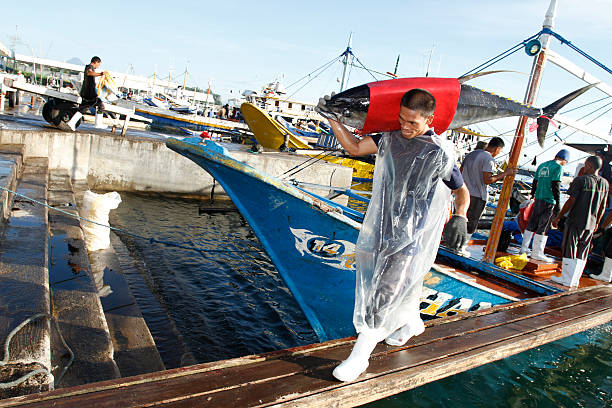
[316, 77, 597, 147]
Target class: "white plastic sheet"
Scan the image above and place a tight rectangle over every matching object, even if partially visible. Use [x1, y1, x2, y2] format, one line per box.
[80, 190, 122, 252]
[354, 130, 454, 339]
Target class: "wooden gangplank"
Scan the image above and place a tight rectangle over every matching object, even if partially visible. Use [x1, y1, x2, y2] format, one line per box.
[1, 285, 611, 407]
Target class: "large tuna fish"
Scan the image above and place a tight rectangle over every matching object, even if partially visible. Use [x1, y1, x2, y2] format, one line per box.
[316, 77, 596, 147]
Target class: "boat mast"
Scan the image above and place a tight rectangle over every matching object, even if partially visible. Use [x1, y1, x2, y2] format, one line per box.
[425, 44, 435, 77]
[339, 33, 353, 92]
[183, 63, 188, 90]
[483, 0, 557, 262]
[151, 63, 157, 96]
[393, 55, 400, 76]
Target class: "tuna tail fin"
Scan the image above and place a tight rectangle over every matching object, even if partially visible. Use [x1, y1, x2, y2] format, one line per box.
[537, 83, 599, 147]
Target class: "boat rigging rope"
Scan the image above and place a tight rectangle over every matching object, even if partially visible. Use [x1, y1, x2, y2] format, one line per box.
[0, 186, 265, 256]
[518, 104, 612, 168]
[283, 59, 341, 102]
[460, 31, 542, 77]
[0, 313, 74, 389]
[279, 149, 343, 180]
[284, 55, 342, 91]
[541, 28, 612, 77]
[351, 54, 379, 82]
[462, 28, 612, 79]
[560, 95, 612, 115]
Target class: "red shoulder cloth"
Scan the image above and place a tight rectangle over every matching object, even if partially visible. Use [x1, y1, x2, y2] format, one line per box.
[359, 77, 461, 135]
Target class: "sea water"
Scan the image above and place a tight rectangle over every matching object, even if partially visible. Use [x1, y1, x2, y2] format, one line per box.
[110, 192, 611, 407]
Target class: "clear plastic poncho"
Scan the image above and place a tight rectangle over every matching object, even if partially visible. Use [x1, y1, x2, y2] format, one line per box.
[354, 130, 454, 340]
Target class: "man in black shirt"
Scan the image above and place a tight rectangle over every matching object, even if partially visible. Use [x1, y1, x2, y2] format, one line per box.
[552, 155, 608, 287]
[66, 56, 107, 130]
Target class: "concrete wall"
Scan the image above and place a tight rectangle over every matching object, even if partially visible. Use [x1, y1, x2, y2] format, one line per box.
[0, 129, 353, 200]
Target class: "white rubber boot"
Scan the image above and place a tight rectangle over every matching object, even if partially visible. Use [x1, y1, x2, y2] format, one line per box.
[520, 230, 534, 254]
[94, 113, 108, 129]
[66, 111, 82, 131]
[531, 234, 553, 262]
[569, 259, 586, 288]
[459, 233, 472, 257]
[333, 331, 381, 382]
[590, 257, 612, 282]
[551, 258, 573, 286]
[551, 258, 583, 287]
[385, 319, 425, 346]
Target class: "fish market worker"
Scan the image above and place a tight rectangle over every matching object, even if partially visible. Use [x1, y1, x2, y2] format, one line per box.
[317, 89, 470, 382]
[552, 155, 608, 287]
[66, 56, 107, 131]
[520, 149, 569, 261]
[460, 137, 514, 252]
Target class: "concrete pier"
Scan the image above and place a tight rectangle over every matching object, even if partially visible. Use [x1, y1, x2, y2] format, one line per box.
[0, 126, 352, 199]
[0, 141, 165, 398]
[0, 156, 52, 398]
[0, 111, 353, 398]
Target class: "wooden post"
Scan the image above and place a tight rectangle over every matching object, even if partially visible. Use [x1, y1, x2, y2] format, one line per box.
[483, 0, 557, 262]
[0, 83, 5, 112]
[121, 114, 132, 136]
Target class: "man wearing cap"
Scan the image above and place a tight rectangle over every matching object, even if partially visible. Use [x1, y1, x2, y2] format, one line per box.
[520, 149, 569, 261]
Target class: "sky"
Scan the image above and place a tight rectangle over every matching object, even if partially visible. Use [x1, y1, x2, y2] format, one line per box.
[3, 0, 612, 170]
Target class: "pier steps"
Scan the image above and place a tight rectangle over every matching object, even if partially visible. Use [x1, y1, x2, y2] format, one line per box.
[0, 157, 52, 398]
[47, 170, 120, 387]
[72, 181, 165, 377]
[1, 140, 168, 399]
[0, 149, 131, 398]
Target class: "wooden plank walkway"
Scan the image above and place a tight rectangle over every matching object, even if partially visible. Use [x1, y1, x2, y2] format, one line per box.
[1, 285, 611, 407]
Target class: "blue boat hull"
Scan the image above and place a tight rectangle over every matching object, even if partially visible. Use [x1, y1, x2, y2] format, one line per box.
[166, 138, 514, 341]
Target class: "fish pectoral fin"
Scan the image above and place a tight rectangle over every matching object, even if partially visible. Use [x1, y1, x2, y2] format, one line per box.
[457, 70, 527, 83]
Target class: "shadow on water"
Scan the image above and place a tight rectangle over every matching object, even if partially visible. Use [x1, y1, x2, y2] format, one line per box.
[109, 192, 318, 365]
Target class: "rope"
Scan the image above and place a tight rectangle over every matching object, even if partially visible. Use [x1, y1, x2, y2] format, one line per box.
[517, 102, 612, 167]
[283, 58, 340, 102]
[284, 55, 342, 90]
[0, 186, 265, 256]
[280, 149, 343, 180]
[460, 31, 543, 77]
[0, 313, 74, 389]
[352, 54, 379, 82]
[542, 28, 612, 76]
[560, 95, 612, 115]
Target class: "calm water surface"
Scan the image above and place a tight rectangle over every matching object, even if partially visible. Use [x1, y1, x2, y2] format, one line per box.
[110, 192, 611, 407]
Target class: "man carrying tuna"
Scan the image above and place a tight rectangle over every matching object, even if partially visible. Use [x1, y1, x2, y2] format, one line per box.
[317, 89, 470, 382]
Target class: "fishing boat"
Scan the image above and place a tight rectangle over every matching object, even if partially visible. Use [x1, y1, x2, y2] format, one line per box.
[240, 101, 375, 180]
[166, 137, 557, 342]
[143, 96, 170, 109]
[165, 0, 612, 345]
[134, 103, 250, 136]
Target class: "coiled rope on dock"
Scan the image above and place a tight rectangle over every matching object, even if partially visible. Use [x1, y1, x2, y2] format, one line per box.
[0, 313, 74, 389]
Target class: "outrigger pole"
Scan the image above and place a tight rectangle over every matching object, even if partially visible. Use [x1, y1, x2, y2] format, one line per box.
[483, 0, 558, 262]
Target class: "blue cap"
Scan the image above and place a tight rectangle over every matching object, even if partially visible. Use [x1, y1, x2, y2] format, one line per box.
[555, 149, 569, 161]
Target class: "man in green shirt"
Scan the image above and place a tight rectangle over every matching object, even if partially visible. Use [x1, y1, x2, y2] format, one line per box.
[520, 149, 569, 261]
